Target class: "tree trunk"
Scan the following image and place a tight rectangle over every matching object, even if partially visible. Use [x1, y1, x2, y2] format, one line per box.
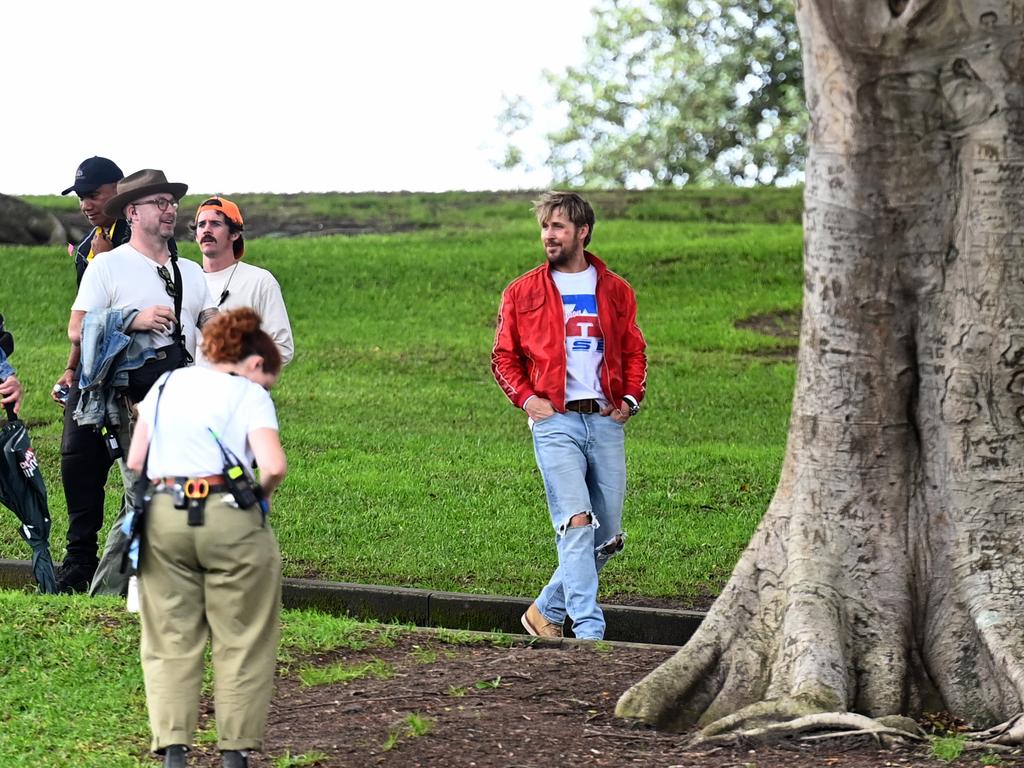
[618, 0, 1024, 737]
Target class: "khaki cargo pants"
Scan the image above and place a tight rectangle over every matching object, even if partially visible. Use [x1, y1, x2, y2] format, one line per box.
[138, 492, 282, 752]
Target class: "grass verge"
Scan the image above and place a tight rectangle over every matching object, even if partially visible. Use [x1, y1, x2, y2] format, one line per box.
[0, 190, 801, 603]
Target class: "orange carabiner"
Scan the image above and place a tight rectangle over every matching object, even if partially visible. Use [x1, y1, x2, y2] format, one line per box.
[184, 478, 210, 499]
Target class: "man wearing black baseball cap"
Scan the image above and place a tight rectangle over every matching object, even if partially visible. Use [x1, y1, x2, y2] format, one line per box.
[61, 156, 129, 283]
[53, 156, 133, 594]
[61, 156, 123, 196]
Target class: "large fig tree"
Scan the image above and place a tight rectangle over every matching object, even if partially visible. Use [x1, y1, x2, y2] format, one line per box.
[618, 0, 1024, 743]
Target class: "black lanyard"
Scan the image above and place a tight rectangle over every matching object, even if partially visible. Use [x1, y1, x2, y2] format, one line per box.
[168, 249, 193, 365]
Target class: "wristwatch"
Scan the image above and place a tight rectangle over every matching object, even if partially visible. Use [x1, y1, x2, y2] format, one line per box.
[624, 396, 640, 417]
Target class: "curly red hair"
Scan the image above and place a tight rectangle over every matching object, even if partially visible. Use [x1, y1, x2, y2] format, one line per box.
[201, 308, 282, 374]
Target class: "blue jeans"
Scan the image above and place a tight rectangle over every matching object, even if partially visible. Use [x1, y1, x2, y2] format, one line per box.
[531, 411, 626, 639]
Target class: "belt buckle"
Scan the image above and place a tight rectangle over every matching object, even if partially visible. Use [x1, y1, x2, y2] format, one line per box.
[184, 478, 210, 499]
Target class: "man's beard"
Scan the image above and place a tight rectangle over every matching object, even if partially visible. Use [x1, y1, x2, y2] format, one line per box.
[546, 241, 580, 268]
[144, 219, 175, 241]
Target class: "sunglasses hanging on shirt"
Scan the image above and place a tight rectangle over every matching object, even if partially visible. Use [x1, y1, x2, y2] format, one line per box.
[156, 265, 177, 298]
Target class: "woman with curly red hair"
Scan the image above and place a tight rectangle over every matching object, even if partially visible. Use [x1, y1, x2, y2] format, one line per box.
[126, 308, 286, 768]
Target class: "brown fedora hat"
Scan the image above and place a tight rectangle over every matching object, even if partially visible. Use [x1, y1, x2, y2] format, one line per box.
[102, 169, 188, 217]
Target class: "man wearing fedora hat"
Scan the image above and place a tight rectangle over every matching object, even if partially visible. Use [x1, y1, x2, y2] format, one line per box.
[192, 196, 294, 365]
[69, 168, 218, 596]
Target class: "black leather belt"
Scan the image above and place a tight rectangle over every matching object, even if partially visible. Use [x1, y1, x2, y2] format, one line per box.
[565, 399, 601, 414]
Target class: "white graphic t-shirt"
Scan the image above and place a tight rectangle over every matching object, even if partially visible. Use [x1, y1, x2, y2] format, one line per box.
[551, 266, 605, 405]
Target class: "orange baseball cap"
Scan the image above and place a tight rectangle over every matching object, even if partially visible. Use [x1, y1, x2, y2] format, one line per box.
[194, 195, 245, 258]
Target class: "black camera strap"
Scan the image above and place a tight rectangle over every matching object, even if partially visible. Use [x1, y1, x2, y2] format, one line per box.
[168, 246, 193, 365]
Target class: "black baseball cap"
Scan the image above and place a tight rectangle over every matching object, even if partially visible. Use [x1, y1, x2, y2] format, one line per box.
[61, 156, 124, 196]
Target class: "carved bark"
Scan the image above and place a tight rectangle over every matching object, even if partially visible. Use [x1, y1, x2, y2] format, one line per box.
[618, 0, 1024, 737]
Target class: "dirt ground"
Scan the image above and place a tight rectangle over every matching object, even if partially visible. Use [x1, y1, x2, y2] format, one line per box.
[173, 631, 1014, 768]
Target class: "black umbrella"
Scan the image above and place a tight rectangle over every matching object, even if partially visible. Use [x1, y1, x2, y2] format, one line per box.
[0, 408, 57, 594]
[0, 325, 57, 594]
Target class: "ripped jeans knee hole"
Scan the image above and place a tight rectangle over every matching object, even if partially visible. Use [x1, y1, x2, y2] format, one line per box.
[556, 512, 596, 536]
[596, 533, 625, 560]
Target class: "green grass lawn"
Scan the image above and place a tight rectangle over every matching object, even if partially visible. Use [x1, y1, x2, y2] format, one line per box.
[0, 189, 802, 604]
[0, 590, 414, 767]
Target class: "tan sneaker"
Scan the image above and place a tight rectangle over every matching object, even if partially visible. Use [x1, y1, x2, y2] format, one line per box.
[521, 602, 563, 638]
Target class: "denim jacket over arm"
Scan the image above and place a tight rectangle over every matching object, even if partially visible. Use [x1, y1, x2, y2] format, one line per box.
[73, 308, 160, 428]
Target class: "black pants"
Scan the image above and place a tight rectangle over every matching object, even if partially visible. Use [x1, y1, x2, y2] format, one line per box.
[61, 381, 116, 565]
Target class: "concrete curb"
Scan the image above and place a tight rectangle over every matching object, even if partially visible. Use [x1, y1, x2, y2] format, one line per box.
[412, 625, 683, 652]
[0, 558, 705, 647]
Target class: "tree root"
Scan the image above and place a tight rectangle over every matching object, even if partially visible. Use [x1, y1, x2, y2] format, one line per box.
[966, 713, 1024, 745]
[689, 711, 925, 748]
[690, 710, 1024, 752]
[960, 741, 1020, 754]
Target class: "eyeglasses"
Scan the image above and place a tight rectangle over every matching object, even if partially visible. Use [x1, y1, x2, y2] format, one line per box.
[156, 265, 177, 298]
[134, 198, 179, 211]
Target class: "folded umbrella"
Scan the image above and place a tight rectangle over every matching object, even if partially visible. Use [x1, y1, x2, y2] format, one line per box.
[0, 402, 58, 594]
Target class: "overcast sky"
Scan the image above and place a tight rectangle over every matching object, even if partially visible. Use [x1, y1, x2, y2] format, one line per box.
[2, 1, 593, 196]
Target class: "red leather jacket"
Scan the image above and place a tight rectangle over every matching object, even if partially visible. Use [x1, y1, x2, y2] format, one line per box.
[492, 252, 647, 412]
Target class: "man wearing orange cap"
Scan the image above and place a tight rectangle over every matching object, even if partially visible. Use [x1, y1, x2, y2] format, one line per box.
[192, 197, 293, 365]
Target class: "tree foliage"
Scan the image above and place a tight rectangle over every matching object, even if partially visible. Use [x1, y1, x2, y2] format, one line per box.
[501, 0, 806, 187]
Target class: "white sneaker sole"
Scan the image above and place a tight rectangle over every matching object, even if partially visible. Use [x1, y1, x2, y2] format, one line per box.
[521, 611, 539, 636]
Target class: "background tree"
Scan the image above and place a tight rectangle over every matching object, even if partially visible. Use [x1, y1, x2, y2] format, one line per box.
[617, 0, 1024, 744]
[498, 0, 805, 186]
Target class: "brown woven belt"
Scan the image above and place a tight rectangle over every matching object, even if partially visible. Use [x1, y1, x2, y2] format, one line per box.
[565, 399, 601, 414]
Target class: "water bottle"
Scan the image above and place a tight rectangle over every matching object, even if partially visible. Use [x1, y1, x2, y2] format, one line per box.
[53, 383, 69, 405]
[126, 575, 139, 613]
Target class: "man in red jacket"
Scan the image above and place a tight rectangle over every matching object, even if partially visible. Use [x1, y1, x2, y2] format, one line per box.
[492, 191, 647, 641]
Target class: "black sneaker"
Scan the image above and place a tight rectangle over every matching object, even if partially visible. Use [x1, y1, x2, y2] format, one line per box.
[163, 745, 187, 768]
[221, 750, 248, 768]
[55, 560, 96, 594]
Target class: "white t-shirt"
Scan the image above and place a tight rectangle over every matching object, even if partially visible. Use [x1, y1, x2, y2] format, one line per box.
[550, 266, 605, 404]
[72, 243, 216, 357]
[136, 366, 279, 477]
[199, 261, 294, 365]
